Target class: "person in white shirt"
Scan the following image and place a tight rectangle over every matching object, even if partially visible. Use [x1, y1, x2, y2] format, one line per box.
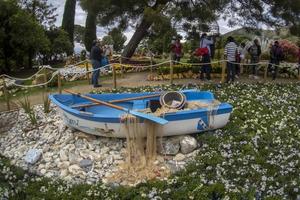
[224, 36, 239, 83]
[199, 33, 214, 81]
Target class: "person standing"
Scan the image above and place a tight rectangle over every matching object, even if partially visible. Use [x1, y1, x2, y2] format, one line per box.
[90, 40, 103, 88]
[199, 33, 214, 81]
[170, 37, 182, 64]
[248, 39, 262, 79]
[236, 42, 246, 78]
[224, 36, 239, 83]
[269, 41, 283, 80]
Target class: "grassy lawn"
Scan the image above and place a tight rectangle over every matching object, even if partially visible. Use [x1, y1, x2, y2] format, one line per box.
[1, 83, 300, 199]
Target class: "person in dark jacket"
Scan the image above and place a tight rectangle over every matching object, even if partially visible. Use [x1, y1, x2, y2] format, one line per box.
[269, 41, 283, 80]
[90, 40, 103, 88]
[248, 39, 261, 79]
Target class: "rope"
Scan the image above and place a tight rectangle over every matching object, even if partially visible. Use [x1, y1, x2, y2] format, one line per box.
[2, 65, 54, 81]
[10, 71, 59, 88]
[1, 58, 299, 89]
[117, 60, 171, 69]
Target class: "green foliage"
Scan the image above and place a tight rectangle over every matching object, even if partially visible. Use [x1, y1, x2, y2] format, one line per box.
[41, 28, 73, 65]
[74, 24, 85, 44]
[19, 0, 58, 28]
[146, 15, 177, 54]
[18, 95, 37, 125]
[61, 0, 76, 50]
[102, 35, 113, 45]
[0, 0, 50, 72]
[108, 28, 127, 52]
[158, 64, 222, 75]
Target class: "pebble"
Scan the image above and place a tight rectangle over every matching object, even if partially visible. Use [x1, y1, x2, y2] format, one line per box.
[174, 153, 186, 161]
[180, 136, 198, 154]
[0, 104, 200, 185]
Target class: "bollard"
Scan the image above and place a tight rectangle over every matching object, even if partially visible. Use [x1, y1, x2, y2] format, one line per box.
[113, 64, 117, 89]
[85, 61, 90, 84]
[221, 61, 226, 83]
[2, 76, 10, 111]
[57, 71, 62, 94]
[170, 60, 174, 84]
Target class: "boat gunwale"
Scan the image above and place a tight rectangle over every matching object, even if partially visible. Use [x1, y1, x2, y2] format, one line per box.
[49, 91, 232, 123]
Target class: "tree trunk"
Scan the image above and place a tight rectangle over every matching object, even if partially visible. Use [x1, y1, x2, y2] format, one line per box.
[27, 48, 34, 69]
[84, 10, 97, 52]
[121, 17, 153, 59]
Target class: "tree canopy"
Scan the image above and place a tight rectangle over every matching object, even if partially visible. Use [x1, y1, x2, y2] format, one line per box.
[61, 0, 76, 51]
[79, 0, 300, 58]
[0, 0, 49, 73]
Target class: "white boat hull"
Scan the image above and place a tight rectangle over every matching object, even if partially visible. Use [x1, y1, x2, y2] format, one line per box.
[61, 108, 231, 138]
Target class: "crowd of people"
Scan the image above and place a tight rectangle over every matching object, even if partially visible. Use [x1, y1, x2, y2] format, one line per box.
[170, 33, 300, 83]
[90, 35, 300, 88]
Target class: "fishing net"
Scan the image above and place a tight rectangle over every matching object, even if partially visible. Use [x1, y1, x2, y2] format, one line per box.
[107, 114, 170, 186]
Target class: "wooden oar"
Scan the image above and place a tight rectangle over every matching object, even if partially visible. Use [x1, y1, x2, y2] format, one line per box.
[71, 93, 161, 109]
[64, 90, 168, 125]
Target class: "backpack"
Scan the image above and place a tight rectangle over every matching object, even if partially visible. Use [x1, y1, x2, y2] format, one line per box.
[196, 39, 209, 56]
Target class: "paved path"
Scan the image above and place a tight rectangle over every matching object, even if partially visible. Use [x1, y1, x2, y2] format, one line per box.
[0, 72, 299, 112]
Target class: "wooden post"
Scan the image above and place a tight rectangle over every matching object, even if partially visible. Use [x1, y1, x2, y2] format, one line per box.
[57, 71, 62, 94]
[2, 76, 10, 111]
[221, 61, 226, 83]
[170, 60, 174, 84]
[85, 61, 90, 84]
[113, 64, 117, 89]
[43, 68, 48, 90]
[264, 63, 268, 80]
[119, 57, 124, 78]
[150, 55, 153, 74]
[240, 60, 244, 74]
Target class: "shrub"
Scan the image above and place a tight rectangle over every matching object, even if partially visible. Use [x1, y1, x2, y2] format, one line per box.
[279, 40, 298, 62]
[18, 95, 37, 125]
[42, 93, 51, 114]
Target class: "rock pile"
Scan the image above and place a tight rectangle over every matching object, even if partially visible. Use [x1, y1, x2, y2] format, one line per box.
[0, 105, 201, 185]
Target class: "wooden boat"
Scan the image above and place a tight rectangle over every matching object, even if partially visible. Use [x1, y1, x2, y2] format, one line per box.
[49, 90, 232, 138]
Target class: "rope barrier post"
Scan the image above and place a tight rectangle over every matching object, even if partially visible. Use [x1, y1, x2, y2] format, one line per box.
[85, 60, 90, 84]
[119, 57, 124, 78]
[221, 61, 226, 83]
[2, 76, 10, 111]
[57, 71, 62, 94]
[264, 63, 268, 80]
[240, 60, 244, 75]
[43, 68, 48, 91]
[113, 64, 117, 89]
[150, 55, 153, 74]
[170, 59, 174, 84]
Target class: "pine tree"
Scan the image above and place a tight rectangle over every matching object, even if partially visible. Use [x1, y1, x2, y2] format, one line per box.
[61, 0, 76, 52]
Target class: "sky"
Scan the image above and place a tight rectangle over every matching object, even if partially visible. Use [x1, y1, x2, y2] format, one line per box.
[49, 0, 239, 51]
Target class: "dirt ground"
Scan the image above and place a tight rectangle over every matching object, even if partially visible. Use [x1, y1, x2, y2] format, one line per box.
[0, 71, 299, 112]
